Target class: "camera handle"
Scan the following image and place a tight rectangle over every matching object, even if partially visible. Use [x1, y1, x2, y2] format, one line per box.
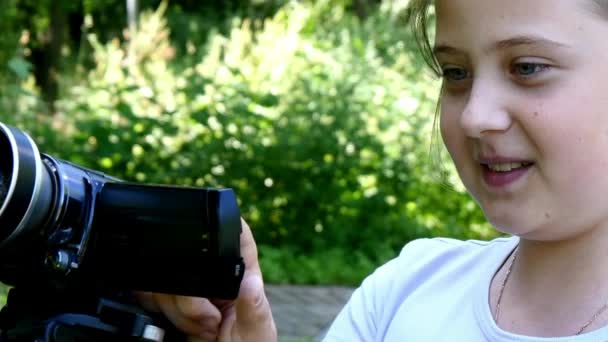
[0, 286, 187, 342]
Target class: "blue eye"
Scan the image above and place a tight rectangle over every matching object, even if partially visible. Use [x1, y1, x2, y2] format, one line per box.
[511, 63, 550, 77]
[442, 67, 470, 81]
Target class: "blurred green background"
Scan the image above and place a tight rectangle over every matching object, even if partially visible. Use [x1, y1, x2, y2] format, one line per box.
[0, 0, 499, 305]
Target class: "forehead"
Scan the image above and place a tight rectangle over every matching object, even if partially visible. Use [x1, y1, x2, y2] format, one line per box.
[434, 0, 604, 48]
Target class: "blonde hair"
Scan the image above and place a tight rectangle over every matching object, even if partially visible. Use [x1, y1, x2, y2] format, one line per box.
[405, 0, 438, 75]
[405, 0, 608, 74]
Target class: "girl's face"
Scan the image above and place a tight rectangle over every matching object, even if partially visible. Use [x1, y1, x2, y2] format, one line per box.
[436, 0, 608, 240]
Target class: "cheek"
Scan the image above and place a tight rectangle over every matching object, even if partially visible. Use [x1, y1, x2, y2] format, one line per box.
[439, 107, 465, 161]
[559, 138, 608, 194]
[529, 100, 608, 208]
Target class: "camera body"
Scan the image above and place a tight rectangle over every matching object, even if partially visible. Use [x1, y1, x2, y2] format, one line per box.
[0, 121, 245, 298]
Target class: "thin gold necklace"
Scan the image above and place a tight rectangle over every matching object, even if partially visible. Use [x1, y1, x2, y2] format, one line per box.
[494, 247, 608, 335]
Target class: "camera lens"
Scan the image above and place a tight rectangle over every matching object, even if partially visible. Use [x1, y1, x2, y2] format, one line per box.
[0, 127, 15, 214]
[0, 135, 12, 208]
[0, 123, 54, 247]
[0, 170, 8, 204]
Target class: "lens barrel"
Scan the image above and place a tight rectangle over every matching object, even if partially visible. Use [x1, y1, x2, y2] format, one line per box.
[0, 138, 12, 206]
[0, 123, 54, 247]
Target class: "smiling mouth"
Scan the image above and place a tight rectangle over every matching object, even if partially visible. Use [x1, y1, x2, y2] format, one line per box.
[480, 161, 534, 187]
[484, 161, 533, 172]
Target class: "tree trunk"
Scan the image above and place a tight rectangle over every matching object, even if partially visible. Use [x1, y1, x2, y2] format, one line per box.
[353, 0, 381, 20]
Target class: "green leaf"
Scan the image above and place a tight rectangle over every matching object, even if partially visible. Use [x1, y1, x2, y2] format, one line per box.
[7, 57, 31, 80]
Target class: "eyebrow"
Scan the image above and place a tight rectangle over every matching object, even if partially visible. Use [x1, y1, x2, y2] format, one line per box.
[433, 35, 571, 56]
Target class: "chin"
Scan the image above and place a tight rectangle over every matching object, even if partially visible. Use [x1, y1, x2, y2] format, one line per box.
[490, 220, 569, 242]
[485, 215, 535, 238]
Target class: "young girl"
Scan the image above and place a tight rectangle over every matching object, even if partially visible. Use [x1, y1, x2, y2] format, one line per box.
[324, 0, 608, 340]
[141, 0, 608, 340]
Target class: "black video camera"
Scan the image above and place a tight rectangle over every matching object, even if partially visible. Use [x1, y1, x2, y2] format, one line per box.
[0, 122, 245, 341]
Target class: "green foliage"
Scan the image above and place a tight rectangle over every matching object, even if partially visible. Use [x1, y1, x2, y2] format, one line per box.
[0, 0, 20, 70]
[1, 0, 499, 285]
[259, 245, 396, 285]
[0, 285, 8, 306]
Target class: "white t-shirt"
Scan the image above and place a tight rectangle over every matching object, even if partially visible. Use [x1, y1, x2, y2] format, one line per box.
[323, 236, 608, 341]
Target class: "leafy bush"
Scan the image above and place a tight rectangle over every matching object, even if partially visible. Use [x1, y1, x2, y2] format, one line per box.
[1, 1, 498, 285]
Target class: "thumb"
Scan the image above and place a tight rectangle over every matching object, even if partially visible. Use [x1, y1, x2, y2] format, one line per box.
[239, 218, 261, 275]
[224, 219, 276, 341]
[227, 272, 276, 342]
[235, 220, 272, 330]
[235, 272, 272, 330]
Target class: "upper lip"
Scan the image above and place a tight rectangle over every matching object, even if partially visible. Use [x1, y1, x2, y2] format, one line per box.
[477, 156, 534, 165]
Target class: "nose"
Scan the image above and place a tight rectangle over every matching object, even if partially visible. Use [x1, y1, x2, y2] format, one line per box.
[459, 81, 512, 138]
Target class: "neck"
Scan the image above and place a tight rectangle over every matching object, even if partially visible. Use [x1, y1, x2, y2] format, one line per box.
[494, 226, 608, 336]
[516, 227, 608, 287]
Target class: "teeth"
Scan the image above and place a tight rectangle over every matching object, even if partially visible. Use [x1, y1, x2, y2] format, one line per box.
[487, 162, 529, 172]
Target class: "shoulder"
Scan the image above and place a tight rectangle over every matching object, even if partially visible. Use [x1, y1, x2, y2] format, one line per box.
[323, 236, 517, 340]
[365, 236, 518, 294]
[367, 236, 516, 323]
[399, 236, 517, 261]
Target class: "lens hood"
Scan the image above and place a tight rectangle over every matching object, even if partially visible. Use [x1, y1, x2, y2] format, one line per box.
[0, 123, 53, 246]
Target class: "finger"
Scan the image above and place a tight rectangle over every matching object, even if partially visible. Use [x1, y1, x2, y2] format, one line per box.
[217, 304, 237, 340]
[215, 219, 277, 341]
[239, 218, 261, 276]
[134, 291, 162, 312]
[226, 272, 277, 341]
[174, 295, 222, 323]
[236, 273, 274, 332]
[186, 337, 214, 342]
[154, 293, 221, 338]
[211, 298, 235, 315]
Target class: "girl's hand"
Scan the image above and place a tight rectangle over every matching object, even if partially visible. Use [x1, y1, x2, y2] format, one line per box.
[136, 219, 277, 342]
